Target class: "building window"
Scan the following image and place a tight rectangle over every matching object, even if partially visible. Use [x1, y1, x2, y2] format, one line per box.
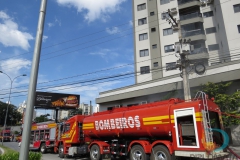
[140, 66, 150, 74]
[206, 27, 217, 34]
[203, 11, 214, 18]
[138, 18, 147, 25]
[139, 33, 148, 41]
[162, 12, 169, 19]
[208, 44, 219, 51]
[151, 27, 156, 32]
[166, 62, 177, 71]
[140, 49, 149, 57]
[233, 4, 240, 13]
[164, 44, 175, 53]
[163, 28, 173, 36]
[150, 12, 155, 16]
[137, 3, 146, 11]
[153, 62, 158, 67]
[152, 44, 157, 49]
[160, 0, 170, 5]
[238, 25, 240, 33]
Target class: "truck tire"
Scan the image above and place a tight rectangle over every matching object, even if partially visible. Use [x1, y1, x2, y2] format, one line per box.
[59, 145, 65, 158]
[90, 145, 101, 160]
[40, 143, 46, 154]
[150, 145, 171, 160]
[130, 145, 149, 160]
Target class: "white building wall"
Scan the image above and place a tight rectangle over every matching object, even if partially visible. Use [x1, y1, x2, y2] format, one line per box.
[133, 0, 240, 83]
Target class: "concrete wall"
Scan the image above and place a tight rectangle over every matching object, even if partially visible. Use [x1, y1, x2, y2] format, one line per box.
[229, 125, 240, 146]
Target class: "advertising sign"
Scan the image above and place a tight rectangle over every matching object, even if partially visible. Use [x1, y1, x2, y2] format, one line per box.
[35, 91, 80, 109]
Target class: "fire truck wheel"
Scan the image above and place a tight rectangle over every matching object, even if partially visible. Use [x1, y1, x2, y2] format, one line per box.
[90, 145, 101, 160]
[150, 145, 171, 160]
[130, 145, 149, 160]
[40, 143, 47, 154]
[59, 145, 65, 158]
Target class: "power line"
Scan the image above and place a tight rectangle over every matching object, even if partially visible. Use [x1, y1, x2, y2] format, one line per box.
[1, 0, 234, 65]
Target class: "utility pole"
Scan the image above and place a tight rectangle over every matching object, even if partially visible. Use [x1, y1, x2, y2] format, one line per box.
[166, 9, 192, 101]
[19, 0, 47, 159]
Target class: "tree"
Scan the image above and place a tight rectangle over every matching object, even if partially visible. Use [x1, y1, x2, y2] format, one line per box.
[34, 114, 50, 123]
[68, 108, 83, 118]
[201, 81, 240, 126]
[0, 101, 22, 126]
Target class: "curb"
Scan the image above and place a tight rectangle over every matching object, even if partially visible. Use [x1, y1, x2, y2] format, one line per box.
[0, 146, 4, 155]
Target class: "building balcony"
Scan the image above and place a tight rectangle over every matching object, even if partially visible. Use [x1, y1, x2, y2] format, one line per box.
[188, 47, 209, 60]
[180, 12, 203, 25]
[181, 29, 206, 41]
[178, 0, 201, 9]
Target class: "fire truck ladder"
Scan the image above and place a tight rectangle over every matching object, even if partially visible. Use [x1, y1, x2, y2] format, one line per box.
[194, 91, 214, 147]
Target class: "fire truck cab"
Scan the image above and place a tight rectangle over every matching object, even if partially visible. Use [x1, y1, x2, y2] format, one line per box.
[0, 127, 11, 142]
[29, 121, 58, 153]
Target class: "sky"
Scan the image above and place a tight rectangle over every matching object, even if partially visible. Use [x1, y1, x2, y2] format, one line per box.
[0, 0, 135, 116]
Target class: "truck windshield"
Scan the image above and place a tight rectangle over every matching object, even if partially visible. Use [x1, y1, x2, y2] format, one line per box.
[63, 124, 70, 133]
[4, 133, 10, 136]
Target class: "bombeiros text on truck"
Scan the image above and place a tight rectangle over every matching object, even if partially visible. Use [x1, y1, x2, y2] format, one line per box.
[29, 92, 229, 160]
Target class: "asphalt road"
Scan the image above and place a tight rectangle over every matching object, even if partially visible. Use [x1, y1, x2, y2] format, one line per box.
[2, 141, 90, 160]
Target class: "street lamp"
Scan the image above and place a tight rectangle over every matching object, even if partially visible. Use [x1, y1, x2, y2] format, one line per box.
[0, 71, 26, 145]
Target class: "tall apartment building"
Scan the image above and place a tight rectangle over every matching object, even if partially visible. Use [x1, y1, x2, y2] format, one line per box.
[133, 0, 240, 83]
[96, 0, 240, 111]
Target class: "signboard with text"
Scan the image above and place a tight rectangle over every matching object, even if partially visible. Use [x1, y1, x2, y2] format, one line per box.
[35, 91, 80, 109]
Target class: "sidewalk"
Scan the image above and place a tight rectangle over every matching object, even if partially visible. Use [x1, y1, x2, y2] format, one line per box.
[0, 146, 4, 155]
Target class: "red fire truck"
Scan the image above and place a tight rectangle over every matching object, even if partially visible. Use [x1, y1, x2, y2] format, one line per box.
[0, 127, 12, 142]
[52, 94, 229, 160]
[29, 121, 58, 153]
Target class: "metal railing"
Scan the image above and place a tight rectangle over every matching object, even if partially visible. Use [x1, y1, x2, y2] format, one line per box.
[178, 0, 198, 5]
[180, 12, 202, 21]
[181, 29, 205, 38]
[190, 47, 208, 54]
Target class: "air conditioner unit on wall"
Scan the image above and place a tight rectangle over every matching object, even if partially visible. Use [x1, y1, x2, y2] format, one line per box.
[170, 8, 178, 14]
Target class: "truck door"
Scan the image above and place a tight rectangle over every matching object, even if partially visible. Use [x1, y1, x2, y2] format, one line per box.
[30, 131, 34, 147]
[173, 108, 200, 149]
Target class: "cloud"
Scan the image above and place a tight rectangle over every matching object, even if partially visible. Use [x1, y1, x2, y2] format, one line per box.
[47, 17, 61, 29]
[0, 11, 34, 50]
[56, 0, 126, 22]
[47, 22, 54, 28]
[43, 35, 48, 42]
[106, 27, 120, 35]
[0, 58, 31, 74]
[89, 49, 119, 62]
[129, 20, 133, 26]
[0, 58, 30, 96]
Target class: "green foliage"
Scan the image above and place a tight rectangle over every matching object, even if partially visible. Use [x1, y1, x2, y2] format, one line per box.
[0, 101, 22, 126]
[0, 152, 42, 160]
[69, 108, 83, 118]
[14, 131, 19, 135]
[34, 113, 50, 123]
[201, 82, 240, 126]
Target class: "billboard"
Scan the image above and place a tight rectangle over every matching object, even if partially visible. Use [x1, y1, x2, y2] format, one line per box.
[35, 91, 80, 109]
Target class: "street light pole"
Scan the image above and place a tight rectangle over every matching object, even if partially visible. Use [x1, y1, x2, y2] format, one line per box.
[0, 71, 26, 145]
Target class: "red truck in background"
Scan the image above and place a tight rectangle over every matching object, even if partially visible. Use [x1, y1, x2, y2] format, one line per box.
[49, 94, 229, 160]
[0, 127, 11, 142]
[28, 121, 58, 153]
